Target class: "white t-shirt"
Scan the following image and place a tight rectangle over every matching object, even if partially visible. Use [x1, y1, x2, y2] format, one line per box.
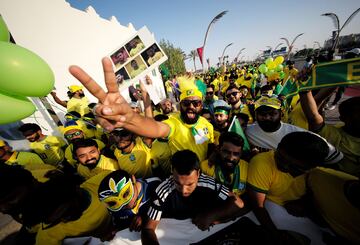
[245, 122, 343, 164]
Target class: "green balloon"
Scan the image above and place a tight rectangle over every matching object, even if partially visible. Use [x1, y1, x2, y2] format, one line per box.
[265, 57, 273, 66]
[275, 64, 284, 72]
[0, 92, 35, 125]
[0, 42, 54, 97]
[0, 15, 10, 42]
[258, 64, 268, 74]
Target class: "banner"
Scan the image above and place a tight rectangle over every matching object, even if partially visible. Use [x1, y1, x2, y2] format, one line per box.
[281, 57, 360, 99]
[197, 47, 203, 65]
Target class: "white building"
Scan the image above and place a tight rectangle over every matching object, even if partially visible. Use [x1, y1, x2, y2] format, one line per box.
[0, 0, 165, 149]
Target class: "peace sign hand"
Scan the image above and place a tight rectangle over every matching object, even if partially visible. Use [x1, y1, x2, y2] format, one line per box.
[69, 57, 134, 131]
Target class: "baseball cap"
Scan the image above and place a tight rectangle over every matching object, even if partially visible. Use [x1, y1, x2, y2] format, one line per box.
[68, 85, 83, 93]
[255, 96, 281, 110]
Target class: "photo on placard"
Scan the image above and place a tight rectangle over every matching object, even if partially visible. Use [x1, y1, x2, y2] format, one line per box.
[125, 56, 147, 79]
[141, 43, 165, 67]
[110, 47, 129, 69]
[115, 67, 130, 86]
[125, 36, 145, 57]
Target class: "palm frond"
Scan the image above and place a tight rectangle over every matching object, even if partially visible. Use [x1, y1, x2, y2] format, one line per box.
[321, 13, 340, 30]
[341, 7, 360, 31]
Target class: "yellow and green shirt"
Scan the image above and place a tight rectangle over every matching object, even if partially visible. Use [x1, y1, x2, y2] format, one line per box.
[201, 159, 248, 196]
[114, 137, 152, 178]
[5, 151, 45, 166]
[30, 136, 66, 166]
[247, 151, 306, 205]
[150, 139, 172, 176]
[164, 114, 214, 162]
[66, 97, 90, 117]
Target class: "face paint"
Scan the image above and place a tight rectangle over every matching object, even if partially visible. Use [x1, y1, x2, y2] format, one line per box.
[99, 177, 134, 212]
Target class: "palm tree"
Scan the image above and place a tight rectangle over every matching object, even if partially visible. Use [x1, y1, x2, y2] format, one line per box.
[321, 8, 360, 53]
[187, 50, 198, 72]
[201, 11, 228, 72]
[280, 33, 304, 60]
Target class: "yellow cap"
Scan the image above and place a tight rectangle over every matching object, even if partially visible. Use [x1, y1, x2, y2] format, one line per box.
[0, 140, 5, 147]
[68, 85, 83, 93]
[255, 96, 281, 110]
[177, 75, 203, 101]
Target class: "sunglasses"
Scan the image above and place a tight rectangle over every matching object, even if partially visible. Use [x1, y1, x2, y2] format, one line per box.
[181, 100, 202, 107]
[112, 130, 132, 138]
[64, 131, 82, 140]
[226, 91, 239, 98]
[206, 91, 214, 95]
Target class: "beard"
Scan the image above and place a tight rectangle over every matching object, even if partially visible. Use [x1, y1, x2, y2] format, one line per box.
[180, 107, 200, 124]
[257, 119, 281, 132]
[222, 158, 238, 172]
[85, 158, 99, 169]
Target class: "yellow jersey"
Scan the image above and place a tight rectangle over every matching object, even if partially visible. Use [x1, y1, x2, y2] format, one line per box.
[231, 104, 253, 124]
[35, 172, 112, 245]
[147, 52, 163, 65]
[66, 97, 90, 117]
[150, 139, 172, 176]
[307, 167, 360, 243]
[164, 114, 214, 162]
[30, 136, 66, 166]
[114, 137, 152, 178]
[319, 124, 360, 176]
[247, 151, 306, 205]
[5, 151, 45, 166]
[201, 159, 248, 196]
[77, 155, 119, 180]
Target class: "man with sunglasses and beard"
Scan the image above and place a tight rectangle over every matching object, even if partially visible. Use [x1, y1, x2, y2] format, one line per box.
[225, 84, 253, 124]
[68, 59, 214, 162]
[73, 138, 119, 180]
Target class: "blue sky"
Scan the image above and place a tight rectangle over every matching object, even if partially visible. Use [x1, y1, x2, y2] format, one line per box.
[66, 0, 360, 70]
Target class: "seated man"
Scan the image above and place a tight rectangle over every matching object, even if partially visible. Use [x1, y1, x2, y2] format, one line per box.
[98, 170, 161, 231]
[247, 131, 330, 242]
[73, 138, 119, 180]
[141, 150, 245, 244]
[201, 132, 248, 196]
[18, 123, 66, 168]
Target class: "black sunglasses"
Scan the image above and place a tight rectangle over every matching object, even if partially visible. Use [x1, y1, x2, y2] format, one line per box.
[226, 91, 239, 98]
[206, 91, 214, 95]
[181, 100, 202, 107]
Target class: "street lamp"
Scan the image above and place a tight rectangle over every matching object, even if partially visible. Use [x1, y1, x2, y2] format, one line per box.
[280, 33, 304, 60]
[321, 8, 360, 54]
[234, 48, 246, 63]
[220, 42, 233, 66]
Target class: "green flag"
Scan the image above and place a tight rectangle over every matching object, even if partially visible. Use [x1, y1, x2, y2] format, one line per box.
[228, 116, 250, 152]
[281, 57, 360, 99]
